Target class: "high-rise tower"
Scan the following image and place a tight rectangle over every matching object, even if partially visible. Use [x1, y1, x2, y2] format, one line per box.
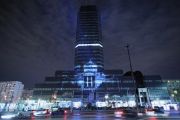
[75, 5, 104, 73]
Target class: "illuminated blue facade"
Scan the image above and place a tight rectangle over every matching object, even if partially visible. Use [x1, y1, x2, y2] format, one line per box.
[74, 5, 106, 102]
[33, 5, 171, 109]
[75, 5, 104, 73]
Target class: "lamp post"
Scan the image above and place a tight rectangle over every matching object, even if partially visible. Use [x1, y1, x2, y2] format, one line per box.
[125, 44, 138, 109]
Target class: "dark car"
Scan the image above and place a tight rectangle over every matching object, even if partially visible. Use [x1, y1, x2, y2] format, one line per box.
[114, 108, 138, 118]
[153, 107, 164, 114]
[51, 108, 67, 117]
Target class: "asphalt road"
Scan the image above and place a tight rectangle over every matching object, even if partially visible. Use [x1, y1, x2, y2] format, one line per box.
[28, 115, 180, 120]
[1, 111, 180, 120]
[12, 113, 180, 120]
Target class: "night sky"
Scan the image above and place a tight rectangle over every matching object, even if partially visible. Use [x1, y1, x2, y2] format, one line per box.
[0, 0, 180, 88]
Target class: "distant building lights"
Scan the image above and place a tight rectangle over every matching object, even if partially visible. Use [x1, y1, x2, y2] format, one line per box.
[75, 43, 103, 48]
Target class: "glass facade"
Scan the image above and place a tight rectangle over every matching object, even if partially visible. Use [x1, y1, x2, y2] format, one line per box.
[75, 5, 103, 73]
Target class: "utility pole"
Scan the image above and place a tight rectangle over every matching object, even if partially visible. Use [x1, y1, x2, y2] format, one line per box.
[125, 44, 138, 110]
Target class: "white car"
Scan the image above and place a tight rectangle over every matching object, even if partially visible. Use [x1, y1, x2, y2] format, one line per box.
[1, 111, 19, 119]
[18, 109, 50, 118]
[33, 109, 50, 117]
[18, 110, 34, 118]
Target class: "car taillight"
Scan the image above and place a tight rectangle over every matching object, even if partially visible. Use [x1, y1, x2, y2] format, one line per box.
[64, 110, 67, 114]
[116, 111, 123, 115]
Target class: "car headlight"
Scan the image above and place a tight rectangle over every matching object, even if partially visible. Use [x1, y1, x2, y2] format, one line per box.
[1, 114, 16, 119]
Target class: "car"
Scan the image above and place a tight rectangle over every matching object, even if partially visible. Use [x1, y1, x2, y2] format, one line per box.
[145, 107, 165, 116]
[51, 108, 67, 117]
[18, 109, 50, 118]
[33, 109, 50, 117]
[153, 107, 164, 114]
[114, 109, 124, 117]
[18, 110, 34, 118]
[145, 108, 155, 116]
[0, 111, 19, 119]
[114, 108, 138, 118]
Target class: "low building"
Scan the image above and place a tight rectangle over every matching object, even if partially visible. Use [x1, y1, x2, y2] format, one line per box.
[0, 81, 24, 103]
[163, 79, 180, 102]
[33, 68, 170, 109]
[21, 89, 33, 100]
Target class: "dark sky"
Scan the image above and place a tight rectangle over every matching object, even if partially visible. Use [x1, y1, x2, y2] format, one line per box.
[0, 0, 180, 88]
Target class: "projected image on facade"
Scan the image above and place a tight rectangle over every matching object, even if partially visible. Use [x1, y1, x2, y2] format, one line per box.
[76, 60, 105, 89]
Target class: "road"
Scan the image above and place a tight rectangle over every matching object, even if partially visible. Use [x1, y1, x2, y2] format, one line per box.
[15, 112, 180, 120]
[38, 110, 180, 120]
[1, 116, 180, 120]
